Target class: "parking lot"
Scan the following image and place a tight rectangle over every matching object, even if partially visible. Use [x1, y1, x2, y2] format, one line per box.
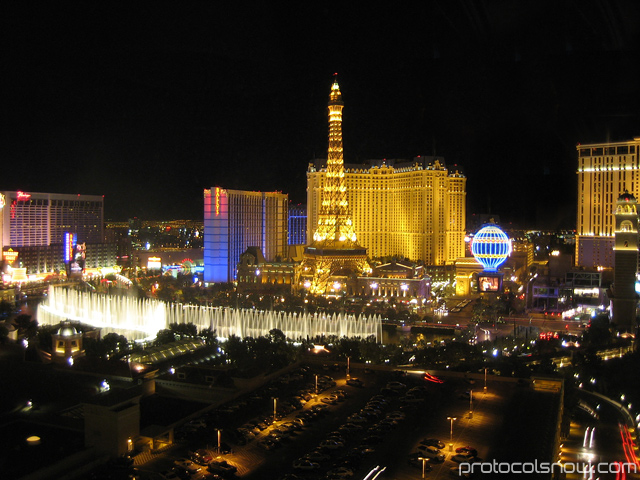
[131, 363, 519, 480]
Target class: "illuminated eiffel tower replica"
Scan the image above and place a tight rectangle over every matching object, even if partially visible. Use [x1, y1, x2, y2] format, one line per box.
[301, 75, 370, 294]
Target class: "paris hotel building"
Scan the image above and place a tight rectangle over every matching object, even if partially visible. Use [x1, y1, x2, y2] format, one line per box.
[306, 156, 466, 266]
[576, 137, 640, 269]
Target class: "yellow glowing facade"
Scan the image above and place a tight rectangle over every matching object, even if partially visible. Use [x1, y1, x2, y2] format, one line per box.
[307, 157, 466, 265]
[576, 137, 640, 268]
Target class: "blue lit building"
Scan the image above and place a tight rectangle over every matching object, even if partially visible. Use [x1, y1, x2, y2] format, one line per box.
[288, 203, 307, 245]
[203, 187, 288, 284]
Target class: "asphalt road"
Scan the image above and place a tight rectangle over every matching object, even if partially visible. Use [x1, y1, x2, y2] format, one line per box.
[560, 391, 640, 480]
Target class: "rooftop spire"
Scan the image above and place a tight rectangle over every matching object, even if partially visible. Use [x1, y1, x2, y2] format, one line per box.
[330, 73, 343, 105]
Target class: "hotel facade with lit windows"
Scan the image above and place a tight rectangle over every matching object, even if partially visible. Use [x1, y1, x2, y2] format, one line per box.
[306, 157, 466, 266]
[203, 187, 288, 283]
[0, 190, 115, 278]
[576, 137, 640, 268]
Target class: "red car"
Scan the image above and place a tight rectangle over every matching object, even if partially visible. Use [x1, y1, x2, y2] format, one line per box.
[191, 449, 213, 465]
[455, 446, 478, 457]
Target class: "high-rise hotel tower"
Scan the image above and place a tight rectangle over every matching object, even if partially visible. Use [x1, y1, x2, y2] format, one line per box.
[204, 188, 288, 283]
[307, 157, 466, 265]
[576, 137, 640, 268]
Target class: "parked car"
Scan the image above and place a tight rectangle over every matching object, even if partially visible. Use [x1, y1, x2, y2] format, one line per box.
[292, 459, 320, 470]
[386, 381, 406, 390]
[421, 438, 445, 449]
[452, 452, 477, 463]
[174, 458, 201, 475]
[269, 427, 291, 439]
[347, 414, 368, 424]
[456, 446, 478, 457]
[304, 450, 330, 462]
[361, 433, 383, 445]
[346, 378, 364, 387]
[339, 423, 363, 434]
[326, 466, 355, 478]
[386, 411, 406, 421]
[417, 445, 445, 462]
[257, 438, 279, 450]
[326, 432, 346, 444]
[190, 449, 213, 465]
[319, 439, 344, 449]
[400, 394, 424, 404]
[208, 460, 237, 476]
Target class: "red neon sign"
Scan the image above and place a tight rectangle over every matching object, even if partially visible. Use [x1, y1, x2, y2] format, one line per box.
[16, 191, 31, 201]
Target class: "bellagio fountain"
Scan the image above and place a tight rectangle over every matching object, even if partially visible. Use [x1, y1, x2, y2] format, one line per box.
[37, 286, 382, 342]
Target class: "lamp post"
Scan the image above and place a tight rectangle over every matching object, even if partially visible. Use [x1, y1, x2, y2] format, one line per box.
[447, 416, 457, 452]
[272, 397, 278, 424]
[484, 367, 487, 393]
[217, 428, 222, 454]
[419, 457, 428, 478]
[469, 390, 473, 419]
[315, 374, 318, 395]
[347, 356, 351, 380]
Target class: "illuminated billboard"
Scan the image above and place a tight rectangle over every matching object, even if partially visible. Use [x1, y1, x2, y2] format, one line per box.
[147, 256, 162, 271]
[64, 232, 76, 263]
[64, 233, 85, 278]
[2, 248, 19, 266]
[477, 273, 502, 293]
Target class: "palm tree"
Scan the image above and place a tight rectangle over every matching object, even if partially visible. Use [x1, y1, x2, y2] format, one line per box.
[13, 314, 38, 342]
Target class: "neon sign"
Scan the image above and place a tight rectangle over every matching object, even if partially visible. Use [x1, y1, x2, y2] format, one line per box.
[0, 194, 5, 209]
[215, 187, 220, 216]
[64, 232, 77, 263]
[471, 224, 512, 272]
[2, 248, 18, 264]
[16, 191, 31, 201]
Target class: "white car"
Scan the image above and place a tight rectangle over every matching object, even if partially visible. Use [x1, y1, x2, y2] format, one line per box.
[293, 458, 320, 470]
[452, 452, 477, 463]
[417, 445, 445, 462]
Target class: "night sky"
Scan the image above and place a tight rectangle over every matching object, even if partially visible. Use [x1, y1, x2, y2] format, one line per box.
[3, 2, 640, 228]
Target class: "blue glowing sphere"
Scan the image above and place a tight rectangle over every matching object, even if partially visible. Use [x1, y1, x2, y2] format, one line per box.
[471, 225, 512, 272]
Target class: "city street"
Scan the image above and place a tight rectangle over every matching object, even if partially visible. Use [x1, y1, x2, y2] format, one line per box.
[560, 391, 640, 480]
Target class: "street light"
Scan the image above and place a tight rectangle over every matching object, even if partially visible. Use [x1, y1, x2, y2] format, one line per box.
[447, 416, 457, 451]
[272, 397, 278, 424]
[419, 456, 428, 478]
[469, 390, 473, 419]
[217, 428, 222, 454]
[484, 367, 487, 393]
[347, 356, 351, 380]
[315, 374, 318, 395]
